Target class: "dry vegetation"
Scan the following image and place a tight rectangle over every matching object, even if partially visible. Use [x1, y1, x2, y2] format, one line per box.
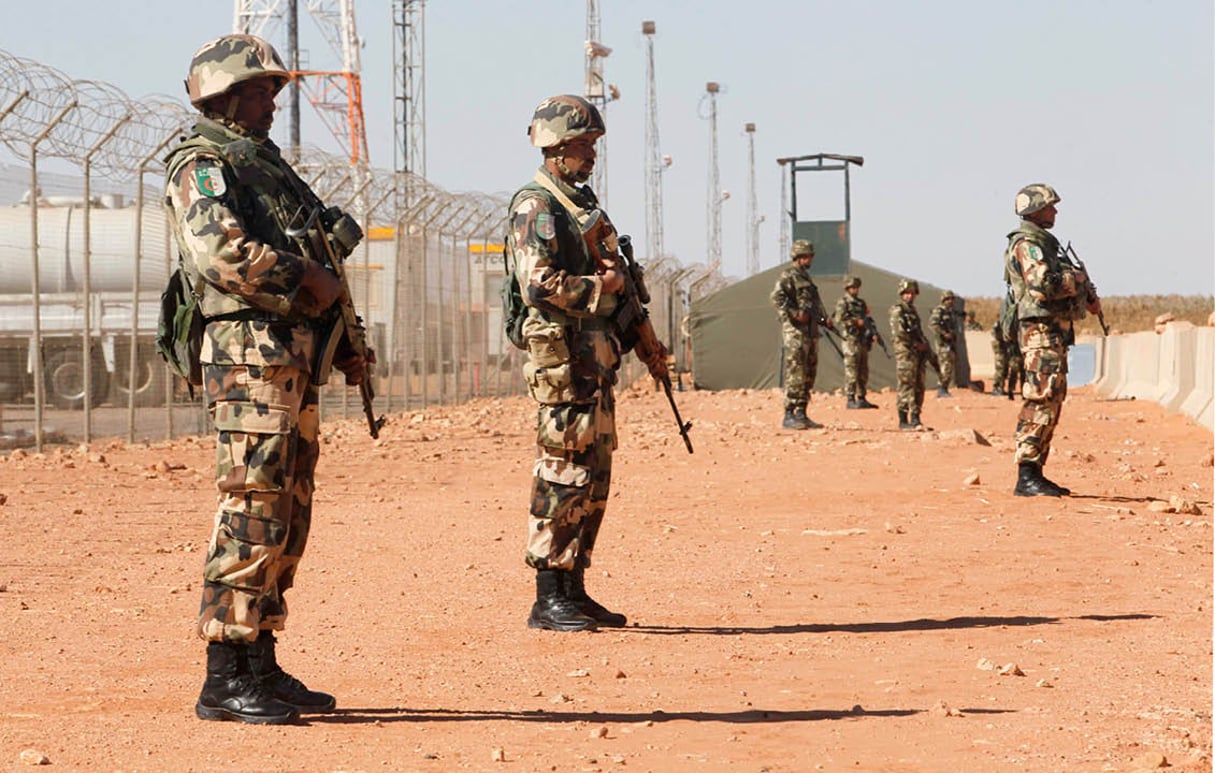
[963, 294, 1213, 336]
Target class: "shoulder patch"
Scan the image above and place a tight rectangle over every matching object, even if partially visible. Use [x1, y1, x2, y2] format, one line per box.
[535, 212, 556, 240]
[1025, 244, 1044, 262]
[193, 161, 227, 198]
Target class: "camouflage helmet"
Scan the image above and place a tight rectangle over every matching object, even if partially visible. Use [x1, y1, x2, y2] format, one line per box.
[528, 95, 606, 148]
[790, 239, 815, 259]
[940, 290, 955, 303]
[843, 275, 862, 289]
[185, 34, 290, 108]
[1014, 183, 1061, 217]
[898, 278, 920, 295]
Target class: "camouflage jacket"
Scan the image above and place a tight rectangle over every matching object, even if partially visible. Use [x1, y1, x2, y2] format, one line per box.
[833, 293, 870, 342]
[163, 117, 323, 370]
[928, 302, 960, 349]
[507, 166, 620, 386]
[889, 299, 925, 354]
[771, 264, 824, 335]
[1004, 221, 1089, 324]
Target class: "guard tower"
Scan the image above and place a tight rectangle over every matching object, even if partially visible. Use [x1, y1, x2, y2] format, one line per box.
[776, 153, 864, 276]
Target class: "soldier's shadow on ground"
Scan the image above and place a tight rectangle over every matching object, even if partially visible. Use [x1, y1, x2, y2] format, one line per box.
[308, 704, 1015, 726]
[617, 612, 1156, 637]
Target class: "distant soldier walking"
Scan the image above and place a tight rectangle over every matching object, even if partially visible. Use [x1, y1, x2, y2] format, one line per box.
[890, 279, 929, 430]
[771, 240, 835, 429]
[833, 275, 878, 409]
[929, 290, 961, 397]
[1004, 184, 1101, 496]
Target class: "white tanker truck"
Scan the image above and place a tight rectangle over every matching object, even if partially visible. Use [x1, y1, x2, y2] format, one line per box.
[0, 197, 172, 409]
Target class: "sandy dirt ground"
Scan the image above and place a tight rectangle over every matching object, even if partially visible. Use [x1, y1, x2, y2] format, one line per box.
[0, 382, 1211, 772]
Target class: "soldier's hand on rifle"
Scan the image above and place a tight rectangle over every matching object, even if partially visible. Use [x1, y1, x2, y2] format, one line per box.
[599, 265, 625, 294]
[295, 261, 343, 317]
[914, 341, 929, 352]
[640, 343, 669, 382]
[1087, 295, 1102, 315]
[790, 310, 810, 325]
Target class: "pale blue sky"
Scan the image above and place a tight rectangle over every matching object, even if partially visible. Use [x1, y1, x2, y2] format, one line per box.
[4, 0, 1212, 297]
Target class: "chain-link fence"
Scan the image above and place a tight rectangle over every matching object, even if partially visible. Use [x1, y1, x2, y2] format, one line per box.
[0, 49, 719, 451]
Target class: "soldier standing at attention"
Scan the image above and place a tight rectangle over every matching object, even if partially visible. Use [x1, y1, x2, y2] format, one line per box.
[770, 240, 835, 429]
[890, 279, 929, 430]
[166, 35, 367, 724]
[833, 275, 878, 409]
[929, 290, 961, 397]
[509, 95, 660, 632]
[1004, 184, 1101, 496]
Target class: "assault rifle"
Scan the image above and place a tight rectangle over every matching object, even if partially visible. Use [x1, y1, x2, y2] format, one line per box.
[899, 312, 942, 381]
[589, 226, 693, 454]
[1061, 241, 1109, 336]
[286, 204, 386, 439]
[863, 310, 891, 359]
[799, 280, 843, 359]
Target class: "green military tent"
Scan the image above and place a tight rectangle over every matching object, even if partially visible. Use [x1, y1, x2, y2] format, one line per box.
[687, 260, 971, 393]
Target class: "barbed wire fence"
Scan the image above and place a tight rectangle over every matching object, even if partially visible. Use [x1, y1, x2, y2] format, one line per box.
[0, 49, 714, 452]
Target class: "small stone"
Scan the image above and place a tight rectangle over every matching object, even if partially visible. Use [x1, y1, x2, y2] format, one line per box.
[1169, 495, 1202, 515]
[614, 670, 627, 679]
[550, 693, 571, 704]
[0, 493, 7, 505]
[976, 658, 996, 671]
[490, 747, 505, 762]
[1130, 749, 1167, 769]
[1148, 500, 1172, 513]
[962, 472, 981, 486]
[929, 700, 962, 717]
[997, 662, 1024, 676]
[590, 725, 609, 739]
[567, 669, 589, 678]
[1035, 679, 1053, 688]
[19, 749, 50, 765]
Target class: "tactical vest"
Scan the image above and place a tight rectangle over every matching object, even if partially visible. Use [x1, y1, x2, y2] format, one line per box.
[507, 177, 599, 326]
[1004, 221, 1069, 322]
[775, 265, 822, 333]
[164, 118, 316, 320]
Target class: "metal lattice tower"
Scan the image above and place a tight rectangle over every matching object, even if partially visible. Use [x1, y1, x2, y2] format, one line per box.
[393, 0, 426, 201]
[642, 20, 665, 262]
[235, 0, 369, 165]
[745, 122, 761, 276]
[584, 0, 611, 203]
[778, 160, 790, 263]
[704, 81, 722, 270]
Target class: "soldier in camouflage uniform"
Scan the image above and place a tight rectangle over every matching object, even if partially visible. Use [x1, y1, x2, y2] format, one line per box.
[833, 275, 878, 409]
[890, 279, 930, 430]
[1004, 184, 1101, 496]
[165, 35, 366, 724]
[509, 95, 663, 632]
[928, 290, 961, 397]
[990, 320, 1022, 397]
[770, 240, 836, 429]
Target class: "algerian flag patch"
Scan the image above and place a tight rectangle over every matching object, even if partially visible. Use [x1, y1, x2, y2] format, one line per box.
[535, 212, 555, 240]
[194, 162, 227, 198]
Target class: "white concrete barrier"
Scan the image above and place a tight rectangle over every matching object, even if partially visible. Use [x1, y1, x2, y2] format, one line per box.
[1094, 324, 1213, 432]
[1177, 327, 1213, 430]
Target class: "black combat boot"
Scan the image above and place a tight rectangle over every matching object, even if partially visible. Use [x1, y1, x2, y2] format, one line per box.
[249, 632, 336, 713]
[908, 410, 926, 430]
[936, 386, 951, 398]
[1013, 462, 1064, 497]
[793, 406, 822, 429]
[897, 408, 913, 430]
[782, 408, 806, 429]
[565, 566, 627, 627]
[1039, 470, 1071, 496]
[858, 396, 878, 409]
[195, 641, 299, 725]
[991, 386, 1005, 397]
[846, 396, 860, 410]
[528, 569, 597, 631]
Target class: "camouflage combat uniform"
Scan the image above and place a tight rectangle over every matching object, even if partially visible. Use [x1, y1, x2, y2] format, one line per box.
[890, 295, 927, 419]
[770, 264, 823, 414]
[1005, 220, 1090, 466]
[510, 165, 621, 574]
[928, 296, 961, 390]
[833, 290, 872, 403]
[990, 321, 1022, 395]
[165, 114, 331, 645]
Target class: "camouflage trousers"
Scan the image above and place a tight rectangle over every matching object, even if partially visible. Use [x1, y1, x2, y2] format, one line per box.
[841, 337, 871, 400]
[1015, 320, 1069, 466]
[992, 339, 1023, 392]
[781, 326, 819, 410]
[936, 345, 957, 389]
[894, 348, 927, 413]
[197, 364, 320, 643]
[526, 383, 617, 572]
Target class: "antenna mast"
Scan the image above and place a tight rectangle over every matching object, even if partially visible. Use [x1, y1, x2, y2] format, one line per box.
[704, 81, 722, 271]
[745, 122, 761, 276]
[642, 20, 665, 261]
[393, 0, 426, 201]
[584, 0, 613, 204]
